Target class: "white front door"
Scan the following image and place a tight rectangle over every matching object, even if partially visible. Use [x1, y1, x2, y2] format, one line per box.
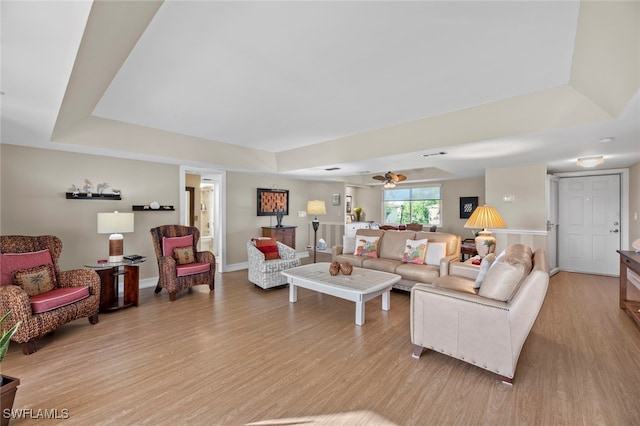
[558, 174, 621, 275]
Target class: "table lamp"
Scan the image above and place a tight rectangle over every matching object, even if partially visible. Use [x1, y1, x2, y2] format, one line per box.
[463, 205, 507, 258]
[307, 200, 326, 263]
[97, 211, 134, 262]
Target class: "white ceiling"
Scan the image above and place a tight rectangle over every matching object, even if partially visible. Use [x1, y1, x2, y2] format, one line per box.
[2, 0, 639, 185]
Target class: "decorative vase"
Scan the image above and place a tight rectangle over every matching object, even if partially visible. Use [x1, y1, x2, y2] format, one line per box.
[329, 261, 340, 276]
[475, 231, 496, 258]
[340, 261, 353, 275]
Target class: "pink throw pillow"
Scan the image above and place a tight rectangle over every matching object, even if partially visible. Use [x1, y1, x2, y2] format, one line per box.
[162, 235, 194, 257]
[1, 249, 56, 286]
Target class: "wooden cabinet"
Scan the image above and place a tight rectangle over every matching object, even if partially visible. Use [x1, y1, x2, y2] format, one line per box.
[618, 250, 640, 331]
[262, 226, 296, 249]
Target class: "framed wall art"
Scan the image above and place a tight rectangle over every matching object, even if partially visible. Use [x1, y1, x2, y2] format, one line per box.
[459, 196, 478, 219]
[257, 188, 289, 216]
[332, 193, 340, 206]
[345, 195, 352, 213]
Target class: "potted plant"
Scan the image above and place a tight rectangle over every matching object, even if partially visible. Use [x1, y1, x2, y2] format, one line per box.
[1, 312, 21, 426]
[354, 206, 363, 222]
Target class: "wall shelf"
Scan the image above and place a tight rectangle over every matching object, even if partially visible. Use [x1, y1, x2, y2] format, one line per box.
[66, 193, 121, 200]
[132, 205, 175, 211]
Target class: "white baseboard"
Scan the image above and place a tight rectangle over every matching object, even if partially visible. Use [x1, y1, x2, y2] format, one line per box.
[140, 277, 157, 289]
[139, 250, 311, 285]
[226, 262, 248, 272]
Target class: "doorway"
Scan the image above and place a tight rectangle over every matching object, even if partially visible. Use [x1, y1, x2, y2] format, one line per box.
[199, 184, 215, 253]
[558, 174, 621, 276]
[180, 166, 226, 272]
[185, 186, 195, 226]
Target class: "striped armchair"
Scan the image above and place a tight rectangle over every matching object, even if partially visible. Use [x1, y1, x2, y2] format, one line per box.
[150, 225, 216, 301]
[0, 235, 100, 355]
[247, 240, 300, 289]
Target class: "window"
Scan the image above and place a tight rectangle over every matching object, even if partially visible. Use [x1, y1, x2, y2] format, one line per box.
[383, 186, 441, 225]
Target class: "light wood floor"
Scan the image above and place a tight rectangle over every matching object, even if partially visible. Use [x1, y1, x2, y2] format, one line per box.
[3, 270, 640, 425]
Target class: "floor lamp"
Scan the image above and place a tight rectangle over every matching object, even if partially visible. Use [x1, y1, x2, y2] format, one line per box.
[307, 200, 326, 263]
[463, 205, 507, 258]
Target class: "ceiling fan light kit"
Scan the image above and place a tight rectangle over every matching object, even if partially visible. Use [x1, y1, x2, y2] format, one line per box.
[373, 171, 407, 187]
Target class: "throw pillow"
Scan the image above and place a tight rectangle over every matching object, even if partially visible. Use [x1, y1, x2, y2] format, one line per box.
[478, 261, 527, 301]
[13, 264, 56, 296]
[162, 235, 194, 257]
[253, 237, 280, 260]
[401, 238, 428, 264]
[173, 246, 195, 265]
[343, 236, 356, 254]
[1, 249, 56, 286]
[354, 236, 380, 258]
[425, 242, 447, 266]
[473, 253, 496, 289]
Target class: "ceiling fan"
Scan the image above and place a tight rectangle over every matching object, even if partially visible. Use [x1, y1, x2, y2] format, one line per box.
[372, 171, 407, 188]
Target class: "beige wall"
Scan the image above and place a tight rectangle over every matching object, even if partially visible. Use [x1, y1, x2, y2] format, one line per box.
[224, 172, 345, 265]
[346, 186, 382, 223]
[485, 164, 548, 253]
[0, 144, 180, 280]
[3, 144, 578, 279]
[440, 177, 485, 237]
[629, 161, 640, 247]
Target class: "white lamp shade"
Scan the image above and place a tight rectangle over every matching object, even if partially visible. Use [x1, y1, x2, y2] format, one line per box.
[97, 212, 134, 234]
[306, 200, 326, 216]
[98, 212, 134, 263]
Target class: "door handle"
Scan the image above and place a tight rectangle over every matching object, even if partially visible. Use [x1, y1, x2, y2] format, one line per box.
[610, 229, 619, 233]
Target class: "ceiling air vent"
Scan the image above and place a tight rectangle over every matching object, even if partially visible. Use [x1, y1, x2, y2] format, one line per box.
[324, 167, 341, 171]
[421, 151, 447, 158]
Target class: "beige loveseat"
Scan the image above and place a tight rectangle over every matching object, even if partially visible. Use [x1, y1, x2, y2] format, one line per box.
[332, 229, 461, 291]
[410, 244, 549, 383]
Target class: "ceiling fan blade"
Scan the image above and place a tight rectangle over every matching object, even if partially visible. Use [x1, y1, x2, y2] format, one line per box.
[395, 174, 407, 182]
[372, 175, 386, 181]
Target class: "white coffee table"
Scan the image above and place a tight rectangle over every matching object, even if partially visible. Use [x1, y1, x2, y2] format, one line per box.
[281, 262, 401, 326]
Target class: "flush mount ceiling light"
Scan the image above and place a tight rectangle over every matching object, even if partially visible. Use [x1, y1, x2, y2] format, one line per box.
[577, 156, 604, 168]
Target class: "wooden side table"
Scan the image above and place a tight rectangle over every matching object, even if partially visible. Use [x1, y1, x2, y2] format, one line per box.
[617, 250, 640, 331]
[86, 259, 145, 312]
[461, 239, 478, 261]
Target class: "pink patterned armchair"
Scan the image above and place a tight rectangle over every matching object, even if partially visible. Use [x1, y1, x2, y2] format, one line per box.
[0, 235, 100, 355]
[150, 225, 216, 301]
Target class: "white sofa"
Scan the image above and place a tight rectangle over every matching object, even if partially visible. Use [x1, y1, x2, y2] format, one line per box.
[410, 244, 549, 383]
[332, 229, 461, 292]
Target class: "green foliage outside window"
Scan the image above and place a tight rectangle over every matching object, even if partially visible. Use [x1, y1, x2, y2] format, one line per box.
[383, 187, 441, 225]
